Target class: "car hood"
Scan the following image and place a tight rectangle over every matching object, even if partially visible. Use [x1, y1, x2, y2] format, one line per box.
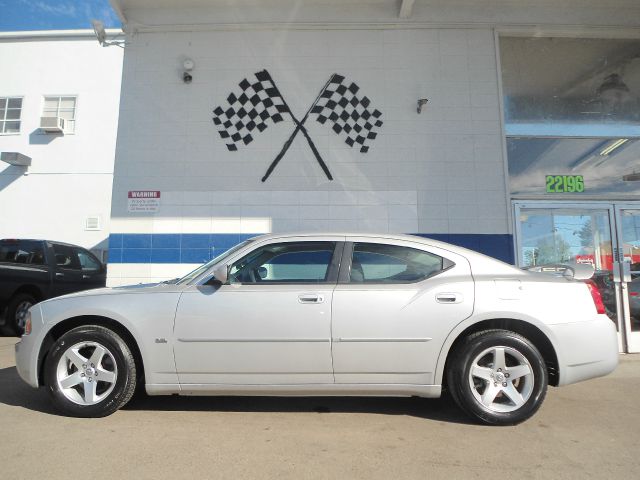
[41, 282, 185, 303]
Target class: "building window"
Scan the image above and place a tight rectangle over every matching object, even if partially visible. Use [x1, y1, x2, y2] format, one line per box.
[43, 96, 77, 133]
[0, 97, 22, 134]
[499, 36, 640, 198]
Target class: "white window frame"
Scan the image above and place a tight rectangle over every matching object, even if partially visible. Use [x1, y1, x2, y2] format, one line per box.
[0, 96, 23, 135]
[42, 95, 78, 134]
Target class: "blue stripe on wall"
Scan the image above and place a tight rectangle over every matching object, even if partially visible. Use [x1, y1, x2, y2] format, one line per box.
[108, 233, 514, 265]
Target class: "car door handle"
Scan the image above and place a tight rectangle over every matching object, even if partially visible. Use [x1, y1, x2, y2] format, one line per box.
[298, 294, 324, 304]
[436, 293, 462, 304]
[55, 272, 64, 278]
[82, 274, 90, 279]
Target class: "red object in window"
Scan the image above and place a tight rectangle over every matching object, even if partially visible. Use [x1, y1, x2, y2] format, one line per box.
[585, 280, 606, 315]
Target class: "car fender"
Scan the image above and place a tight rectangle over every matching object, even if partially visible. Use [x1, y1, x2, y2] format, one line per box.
[38, 291, 182, 386]
[432, 311, 563, 387]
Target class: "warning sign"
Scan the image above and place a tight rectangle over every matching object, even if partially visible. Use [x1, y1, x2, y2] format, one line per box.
[128, 191, 161, 213]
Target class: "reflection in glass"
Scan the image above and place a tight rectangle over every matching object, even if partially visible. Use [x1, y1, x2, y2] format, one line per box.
[519, 208, 617, 323]
[500, 36, 640, 137]
[508, 138, 640, 196]
[621, 210, 640, 331]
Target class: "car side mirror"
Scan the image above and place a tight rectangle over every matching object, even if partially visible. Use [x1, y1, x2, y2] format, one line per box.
[212, 264, 229, 284]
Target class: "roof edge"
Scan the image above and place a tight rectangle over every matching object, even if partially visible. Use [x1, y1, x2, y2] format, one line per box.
[109, 0, 128, 25]
[0, 29, 123, 40]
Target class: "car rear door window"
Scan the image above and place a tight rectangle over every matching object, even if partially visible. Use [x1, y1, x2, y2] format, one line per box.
[350, 243, 449, 283]
[229, 241, 337, 283]
[0, 241, 45, 265]
[53, 244, 81, 270]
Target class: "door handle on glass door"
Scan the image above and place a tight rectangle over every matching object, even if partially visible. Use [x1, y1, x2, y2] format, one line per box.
[436, 293, 462, 304]
[298, 294, 324, 304]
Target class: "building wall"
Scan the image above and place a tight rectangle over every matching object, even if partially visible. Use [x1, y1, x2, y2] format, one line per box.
[108, 0, 640, 286]
[0, 33, 123, 255]
[108, 26, 510, 285]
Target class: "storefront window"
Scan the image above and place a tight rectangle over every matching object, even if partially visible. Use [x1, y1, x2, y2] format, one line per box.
[501, 36, 640, 197]
[508, 137, 640, 196]
[500, 36, 640, 137]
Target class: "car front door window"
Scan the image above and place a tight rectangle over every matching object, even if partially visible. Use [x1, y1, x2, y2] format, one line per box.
[229, 241, 337, 284]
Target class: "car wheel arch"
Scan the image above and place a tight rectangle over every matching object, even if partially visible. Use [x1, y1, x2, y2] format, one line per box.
[11, 285, 43, 303]
[437, 318, 560, 388]
[37, 315, 145, 388]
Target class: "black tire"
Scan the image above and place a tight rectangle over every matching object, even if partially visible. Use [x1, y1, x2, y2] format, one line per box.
[44, 325, 137, 417]
[446, 329, 548, 426]
[7, 293, 36, 336]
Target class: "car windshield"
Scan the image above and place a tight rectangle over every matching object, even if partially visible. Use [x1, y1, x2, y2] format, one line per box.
[175, 239, 254, 285]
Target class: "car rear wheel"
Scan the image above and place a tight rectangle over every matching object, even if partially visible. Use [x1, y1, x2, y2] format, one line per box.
[44, 325, 137, 417]
[7, 293, 36, 336]
[447, 329, 548, 426]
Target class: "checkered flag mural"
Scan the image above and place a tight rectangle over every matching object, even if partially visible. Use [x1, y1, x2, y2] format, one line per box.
[212, 70, 290, 151]
[212, 69, 383, 181]
[311, 74, 383, 153]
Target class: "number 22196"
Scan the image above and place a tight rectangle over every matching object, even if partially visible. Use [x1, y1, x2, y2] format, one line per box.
[545, 175, 584, 193]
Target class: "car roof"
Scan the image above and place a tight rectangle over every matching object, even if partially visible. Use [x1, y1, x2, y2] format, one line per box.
[0, 238, 86, 248]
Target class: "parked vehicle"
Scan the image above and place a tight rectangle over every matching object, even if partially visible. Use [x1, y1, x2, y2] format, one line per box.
[0, 239, 106, 335]
[14, 233, 618, 425]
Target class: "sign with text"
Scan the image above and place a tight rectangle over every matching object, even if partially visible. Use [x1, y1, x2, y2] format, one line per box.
[127, 191, 161, 213]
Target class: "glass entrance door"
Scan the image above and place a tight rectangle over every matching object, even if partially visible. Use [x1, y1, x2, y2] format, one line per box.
[614, 206, 640, 352]
[515, 203, 624, 350]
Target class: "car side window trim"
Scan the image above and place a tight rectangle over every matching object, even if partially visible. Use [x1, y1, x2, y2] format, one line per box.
[338, 241, 455, 285]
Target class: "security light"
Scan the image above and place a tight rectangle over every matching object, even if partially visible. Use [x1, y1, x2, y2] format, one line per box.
[91, 19, 107, 46]
[90, 19, 125, 48]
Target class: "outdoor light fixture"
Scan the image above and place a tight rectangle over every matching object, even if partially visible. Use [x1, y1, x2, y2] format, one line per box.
[183, 58, 195, 84]
[599, 138, 629, 156]
[417, 98, 428, 114]
[91, 19, 124, 48]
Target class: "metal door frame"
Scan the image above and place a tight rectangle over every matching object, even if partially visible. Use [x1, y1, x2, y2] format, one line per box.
[613, 204, 640, 352]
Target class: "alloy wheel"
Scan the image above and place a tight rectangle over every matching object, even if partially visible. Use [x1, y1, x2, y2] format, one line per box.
[56, 341, 118, 406]
[468, 346, 534, 413]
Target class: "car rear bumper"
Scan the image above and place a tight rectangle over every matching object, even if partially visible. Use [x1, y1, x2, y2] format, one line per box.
[550, 315, 619, 386]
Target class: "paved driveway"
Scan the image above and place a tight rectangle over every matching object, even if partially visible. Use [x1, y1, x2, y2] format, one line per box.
[1, 336, 639, 479]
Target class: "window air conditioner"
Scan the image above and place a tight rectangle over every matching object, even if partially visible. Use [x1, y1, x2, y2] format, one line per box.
[40, 116, 65, 133]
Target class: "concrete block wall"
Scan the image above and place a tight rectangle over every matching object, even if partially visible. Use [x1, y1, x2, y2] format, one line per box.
[108, 26, 510, 285]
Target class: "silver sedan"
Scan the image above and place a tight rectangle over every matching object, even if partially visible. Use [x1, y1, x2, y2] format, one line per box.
[15, 233, 618, 425]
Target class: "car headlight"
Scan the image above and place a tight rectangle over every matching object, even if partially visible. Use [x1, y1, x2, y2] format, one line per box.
[23, 310, 32, 336]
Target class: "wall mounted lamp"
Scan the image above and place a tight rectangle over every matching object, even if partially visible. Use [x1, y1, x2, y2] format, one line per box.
[417, 98, 429, 114]
[183, 58, 195, 84]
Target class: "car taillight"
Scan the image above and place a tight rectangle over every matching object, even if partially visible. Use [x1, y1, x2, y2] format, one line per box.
[585, 280, 606, 315]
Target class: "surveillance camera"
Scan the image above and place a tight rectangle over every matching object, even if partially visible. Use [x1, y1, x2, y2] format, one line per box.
[183, 72, 193, 84]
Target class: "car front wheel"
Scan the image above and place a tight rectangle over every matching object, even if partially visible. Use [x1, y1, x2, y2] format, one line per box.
[44, 325, 137, 417]
[447, 329, 548, 426]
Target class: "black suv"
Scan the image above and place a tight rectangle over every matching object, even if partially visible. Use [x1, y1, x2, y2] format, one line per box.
[0, 239, 106, 335]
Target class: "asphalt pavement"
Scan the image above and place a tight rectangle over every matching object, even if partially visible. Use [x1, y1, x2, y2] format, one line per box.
[1, 335, 639, 480]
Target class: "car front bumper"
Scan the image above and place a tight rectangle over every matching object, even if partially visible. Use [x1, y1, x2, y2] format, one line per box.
[549, 315, 619, 386]
[14, 305, 43, 389]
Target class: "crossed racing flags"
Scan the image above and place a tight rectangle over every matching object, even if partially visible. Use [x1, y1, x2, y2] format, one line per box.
[212, 70, 383, 182]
